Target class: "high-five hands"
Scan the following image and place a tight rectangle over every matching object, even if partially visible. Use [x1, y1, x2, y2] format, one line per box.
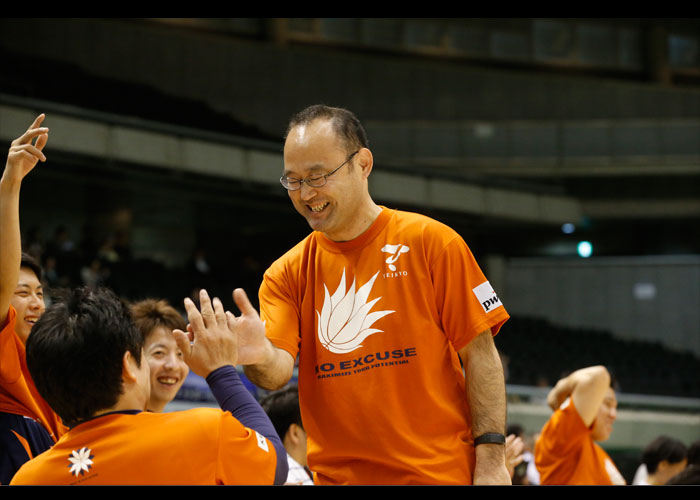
[173, 289, 239, 378]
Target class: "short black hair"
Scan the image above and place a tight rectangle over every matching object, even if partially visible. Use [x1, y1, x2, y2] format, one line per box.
[26, 286, 144, 427]
[20, 252, 42, 282]
[285, 104, 369, 155]
[642, 435, 688, 474]
[666, 464, 700, 485]
[259, 384, 302, 440]
[506, 423, 524, 437]
[687, 439, 700, 466]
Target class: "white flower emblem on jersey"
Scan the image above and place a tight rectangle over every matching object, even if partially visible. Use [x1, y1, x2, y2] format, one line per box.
[68, 447, 94, 477]
[317, 269, 394, 354]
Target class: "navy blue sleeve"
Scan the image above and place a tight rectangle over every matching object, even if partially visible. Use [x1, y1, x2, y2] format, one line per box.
[0, 412, 54, 485]
[206, 366, 288, 485]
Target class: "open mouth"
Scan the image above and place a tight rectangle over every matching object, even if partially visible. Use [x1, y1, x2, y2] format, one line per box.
[157, 377, 179, 386]
[309, 202, 329, 213]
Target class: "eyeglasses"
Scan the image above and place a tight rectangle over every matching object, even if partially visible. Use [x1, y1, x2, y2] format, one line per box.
[280, 151, 359, 191]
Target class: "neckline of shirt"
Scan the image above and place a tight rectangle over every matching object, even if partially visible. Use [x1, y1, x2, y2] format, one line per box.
[314, 207, 394, 253]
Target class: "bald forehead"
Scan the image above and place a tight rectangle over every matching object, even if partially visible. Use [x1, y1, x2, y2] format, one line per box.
[285, 118, 341, 150]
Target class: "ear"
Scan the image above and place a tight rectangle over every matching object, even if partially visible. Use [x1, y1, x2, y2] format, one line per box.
[287, 423, 305, 445]
[356, 148, 374, 179]
[121, 350, 140, 384]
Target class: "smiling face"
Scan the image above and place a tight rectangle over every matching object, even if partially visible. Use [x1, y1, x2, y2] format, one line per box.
[590, 387, 618, 442]
[144, 326, 189, 412]
[11, 267, 46, 344]
[283, 119, 376, 242]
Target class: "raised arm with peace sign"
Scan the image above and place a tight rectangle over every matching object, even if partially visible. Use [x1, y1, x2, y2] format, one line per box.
[0, 114, 50, 331]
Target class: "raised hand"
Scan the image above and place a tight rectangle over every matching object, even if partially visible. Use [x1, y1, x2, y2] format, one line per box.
[172, 289, 238, 378]
[3, 114, 49, 184]
[225, 288, 269, 366]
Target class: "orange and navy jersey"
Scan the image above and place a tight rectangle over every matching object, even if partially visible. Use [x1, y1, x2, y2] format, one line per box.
[0, 306, 68, 483]
[11, 408, 280, 485]
[259, 208, 510, 485]
[0, 412, 53, 484]
[535, 398, 625, 485]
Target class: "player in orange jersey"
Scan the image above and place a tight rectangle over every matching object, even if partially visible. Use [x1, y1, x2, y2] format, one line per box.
[0, 115, 69, 484]
[535, 365, 626, 485]
[11, 287, 287, 485]
[130, 299, 190, 413]
[240, 105, 511, 485]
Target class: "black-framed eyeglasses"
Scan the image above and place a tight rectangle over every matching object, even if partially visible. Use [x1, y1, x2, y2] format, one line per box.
[280, 151, 359, 191]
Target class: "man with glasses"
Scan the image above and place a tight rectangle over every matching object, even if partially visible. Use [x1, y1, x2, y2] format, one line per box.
[241, 104, 511, 485]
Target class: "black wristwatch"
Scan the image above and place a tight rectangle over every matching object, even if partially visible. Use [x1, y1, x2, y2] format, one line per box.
[474, 432, 506, 446]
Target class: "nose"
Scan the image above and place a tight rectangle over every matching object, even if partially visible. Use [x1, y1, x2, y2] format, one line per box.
[609, 406, 618, 421]
[163, 353, 176, 368]
[299, 182, 317, 200]
[29, 292, 44, 310]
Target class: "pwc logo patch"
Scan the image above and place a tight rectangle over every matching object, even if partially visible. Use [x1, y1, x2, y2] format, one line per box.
[472, 281, 503, 313]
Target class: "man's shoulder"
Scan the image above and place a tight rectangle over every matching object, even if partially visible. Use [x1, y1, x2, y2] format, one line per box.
[388, 209, 461, 241]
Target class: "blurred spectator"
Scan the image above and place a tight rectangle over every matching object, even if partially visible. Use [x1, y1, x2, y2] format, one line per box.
[80, 258, 106, 289]
[259, 385, 313, 485]
[535, 366, 625, 485]
[687, 439, 700, 466]
[638, 436, 687, 485]
[505, 432, 525, 482]
[665, 439, 700, 485]
[666, 465, 700, 485]
[507, 423, 539, 485]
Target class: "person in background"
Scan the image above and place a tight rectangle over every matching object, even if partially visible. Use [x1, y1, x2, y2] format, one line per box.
[260, 384, 314, 485]
[638, 435, 687, 485]
[665, 438, 699, 485]
[535, 365, 625, 485]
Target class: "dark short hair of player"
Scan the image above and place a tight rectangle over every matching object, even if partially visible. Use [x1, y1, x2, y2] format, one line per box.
[687, 439, 700, 467]
[641, 435, 688, 474]
[259, 384, 303, 440]
[285, 104, 369, 155]
[26, 286, 144, 427]
[666, 464, 700, 485]
[130, 298, 186, 342]
[20, 252, 42, 282]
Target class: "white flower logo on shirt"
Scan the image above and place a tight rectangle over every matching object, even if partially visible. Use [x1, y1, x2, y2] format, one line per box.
[317, 269, 394, 354]
[68, 447, 94, 477]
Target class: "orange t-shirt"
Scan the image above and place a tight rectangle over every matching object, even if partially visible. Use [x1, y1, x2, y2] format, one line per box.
[10, 408, 280, 485]
[0, 305, 68, 442]
[259, 208, 510, 485]
[535, 398, 625, 485]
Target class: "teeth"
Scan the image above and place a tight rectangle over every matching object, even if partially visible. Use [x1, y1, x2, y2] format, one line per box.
[310, 203, 328, 212]
[158, 378, 177, 385]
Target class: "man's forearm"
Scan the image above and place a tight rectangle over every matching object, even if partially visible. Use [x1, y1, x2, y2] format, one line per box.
[242, 338, 294, 391]
[460, 330, 510, 484]
[462, 331, 507, 438]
